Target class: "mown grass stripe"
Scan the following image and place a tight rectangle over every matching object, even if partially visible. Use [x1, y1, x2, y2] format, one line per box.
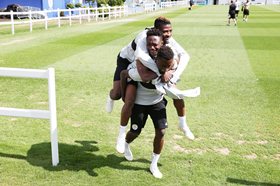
[0, 8, 187, 69]
[238, 5, 280, 128]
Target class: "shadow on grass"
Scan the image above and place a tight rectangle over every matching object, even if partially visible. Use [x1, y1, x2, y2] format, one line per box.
[0, 140, 150, 176]
[227, 177, 280, 186]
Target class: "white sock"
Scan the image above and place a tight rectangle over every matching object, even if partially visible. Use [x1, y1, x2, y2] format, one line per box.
[119, 125, 127, 135]
[178, 116, 187, 128]
[151, 153, 160, 165]
[125, 142, 129, 148]
[108, 95, 114, 102]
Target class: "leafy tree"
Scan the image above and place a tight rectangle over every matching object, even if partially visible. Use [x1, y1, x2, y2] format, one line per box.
[108, 0, 124, 6]
[66, 3, 75, 9]
[75, 3, 82, 7]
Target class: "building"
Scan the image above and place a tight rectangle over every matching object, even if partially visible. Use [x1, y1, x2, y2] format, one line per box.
[0, 0, 85, 10]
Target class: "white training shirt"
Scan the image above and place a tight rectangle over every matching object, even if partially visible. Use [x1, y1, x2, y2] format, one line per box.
[134, 36, 190, 83]
[235, 0, 241, 10]
[134, 82, 164, 105]
[119, 29, 148, 63]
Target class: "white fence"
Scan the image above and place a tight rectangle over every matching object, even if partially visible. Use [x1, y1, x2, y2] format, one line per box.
[160, 1, 187, 8]
[0, 67, 59, 166]
[0, 6, 127, 35]
[0, 1, 188, 35]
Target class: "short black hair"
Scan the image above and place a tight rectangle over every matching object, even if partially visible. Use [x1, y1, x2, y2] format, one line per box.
[146, 28, 163, 38]
[157, 45, 174, 61]
[154, 16, 171, 29]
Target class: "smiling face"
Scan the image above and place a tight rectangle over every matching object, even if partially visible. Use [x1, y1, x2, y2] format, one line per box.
[158, 24, 172, 44]
[146, 35, 163, 59]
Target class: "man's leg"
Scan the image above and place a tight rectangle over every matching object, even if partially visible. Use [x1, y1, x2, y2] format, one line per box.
[150, 129, 165, 179]
[116, 84, 137, 153]
[106, 80, 121, 113]
[149, 100, 167, 179]
[173, 99, 195, 140]
[106, 54, 130, 113]
[123, 131, 139, 161]
[123, 104, 145, 161]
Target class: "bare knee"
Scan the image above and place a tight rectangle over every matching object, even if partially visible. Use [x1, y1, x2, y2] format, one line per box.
[156, 128, 166, 138]
[110, 88, 121, 100]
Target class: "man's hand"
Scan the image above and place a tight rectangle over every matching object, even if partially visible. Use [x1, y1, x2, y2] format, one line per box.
[161, 69, 175, 83]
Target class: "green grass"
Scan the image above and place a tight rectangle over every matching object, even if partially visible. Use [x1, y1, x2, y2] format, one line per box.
[0, 5, 280, 186]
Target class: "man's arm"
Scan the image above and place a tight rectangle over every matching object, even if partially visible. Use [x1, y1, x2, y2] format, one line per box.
[169, 38, 190, 83]
[136, 59, 158, 82]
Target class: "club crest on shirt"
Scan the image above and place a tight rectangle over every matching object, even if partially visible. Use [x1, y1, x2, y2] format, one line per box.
[132, 124, 138, 130]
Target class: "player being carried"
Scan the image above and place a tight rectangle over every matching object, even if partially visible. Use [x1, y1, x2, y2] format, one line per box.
[106, 17, 200, 153]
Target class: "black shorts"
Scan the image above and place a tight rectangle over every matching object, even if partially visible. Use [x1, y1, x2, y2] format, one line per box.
[130, 98, 168, 134]
[113, 53, 130, 81]
[243, 9, 249, 15]
[229, 11, 236, 19]
[235, 10, 239, 15]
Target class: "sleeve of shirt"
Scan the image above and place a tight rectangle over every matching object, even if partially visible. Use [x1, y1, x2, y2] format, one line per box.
[128, 68, 142, 82]
[127, 62, 142, 81]
[169, 38, 190, 83]
[134, 31, 160, 76]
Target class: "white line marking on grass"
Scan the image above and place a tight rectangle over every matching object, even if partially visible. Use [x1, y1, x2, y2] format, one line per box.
[0, 37, 35, 46]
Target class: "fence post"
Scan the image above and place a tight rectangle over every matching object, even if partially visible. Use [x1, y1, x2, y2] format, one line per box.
[79, 8, 82, 24]
[69, 9, 72, 26]
[0, 67, 59, 166]
[10, 10, 15, 35]
[95, 7, 98, 22]
[102, 7, 104, 21]
[44, 10, 48, 30]
[57, 8, 61, 28]
[87, 7, 90, 22]
[108, 7, 111, 20]
[29, 10, 32, 32]
[48, 68, 59, 166]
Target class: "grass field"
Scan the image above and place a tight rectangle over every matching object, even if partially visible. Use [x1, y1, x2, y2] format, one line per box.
[0, 5, 280, 186]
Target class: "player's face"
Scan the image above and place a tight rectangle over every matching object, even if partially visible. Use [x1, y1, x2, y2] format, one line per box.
[157, 58, 175, 74]
[159, 24, 172, 43]
[146, 36, 163, 59]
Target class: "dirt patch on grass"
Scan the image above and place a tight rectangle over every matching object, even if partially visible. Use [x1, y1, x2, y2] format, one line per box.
[236, 140, 246, 145]
[173, 134, 183, 140]
[214, 147, 230, 155]
[236, 140, 268, 145]
[273, 153, 280, 160]
[173, 144, 186, 152]
[173, 144, 206, 155]
[256, 140, 268, 145]
[243, 153, 257, 159]
[36, 101, 48, 105]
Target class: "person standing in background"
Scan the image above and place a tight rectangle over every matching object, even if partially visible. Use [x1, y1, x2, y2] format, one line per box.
[235, 0, 241, 18]
[189, 0, 194, 10]
[243, 0, 250, 22]
[227, 0, 237, 26]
